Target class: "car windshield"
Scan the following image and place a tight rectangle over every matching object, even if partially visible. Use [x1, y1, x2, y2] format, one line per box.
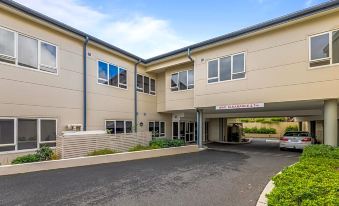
[284, 132, 309, 137]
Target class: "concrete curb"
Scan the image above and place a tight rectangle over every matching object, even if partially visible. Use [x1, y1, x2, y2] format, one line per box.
[0, 145, 201, 176]
[256, 180, 275, 206]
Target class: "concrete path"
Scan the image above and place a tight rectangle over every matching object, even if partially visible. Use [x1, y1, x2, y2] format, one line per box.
[0, 140, 299, 206]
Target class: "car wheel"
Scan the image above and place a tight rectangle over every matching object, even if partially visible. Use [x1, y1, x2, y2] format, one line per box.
[280, 147, 286, 151]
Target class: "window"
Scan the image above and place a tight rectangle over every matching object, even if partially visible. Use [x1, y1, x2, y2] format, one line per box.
[144, 76, 150, 94]
[137, 74, 156, 95]
[137, 74, 143, 92]
[97, 60, 128, 89]
[0, 26, 58, 74]
[309, 30, 339, 67]
[171, 69, 194, 91]
[40, 42, 57, 73]
[208, 52, 246, 83]
[0, 27, 15, 63]
[18, 34, 38, 69]
[150, 79, 156, 95]
[105, 120, 133, 134]
[40, 119, 57, 147]
[0, 118, 57, 153]
[171, 73, 179, 91]
[149, 121, 165, 138]
[187, 70, 194, 89]
[0, 119, 15, 152]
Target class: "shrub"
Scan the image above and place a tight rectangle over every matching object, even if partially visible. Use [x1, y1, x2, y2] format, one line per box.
[243, 127, 276, 134]
[267, 145, 339, 206]
[11, 146, 54, 164]
[88, 149, 117, 156]
[11, 154, 40, 164]
[149, 139, 185, 148]
[271, 117, 285, 122]
[285, 125, 299, 132]
[128, 144, 160, 152]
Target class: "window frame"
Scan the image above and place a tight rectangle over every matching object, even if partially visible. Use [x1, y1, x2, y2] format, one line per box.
[149, 121, 165, 137]
[207, 51, 246, 84]
[0, 26, 58, 75]
[170, 69, 194, 92]
[0, 117, 57, 154]
[97, 60, 128, 90]
[137, 74, 144, 92]
[105, 120, 133, 134]
[308, 30, 339, 68]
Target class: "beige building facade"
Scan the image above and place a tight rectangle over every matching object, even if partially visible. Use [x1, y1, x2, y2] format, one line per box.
[0, 0, 338, 159]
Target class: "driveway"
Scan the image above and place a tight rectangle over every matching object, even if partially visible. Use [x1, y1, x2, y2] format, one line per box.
[0, 140, 299, 206]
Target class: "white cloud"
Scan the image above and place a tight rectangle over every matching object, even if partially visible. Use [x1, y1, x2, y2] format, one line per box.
[14, 0, 191, 58]
[305, 0, 314, 7]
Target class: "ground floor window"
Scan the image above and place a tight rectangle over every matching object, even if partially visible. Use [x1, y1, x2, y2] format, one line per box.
[0, 118, 57, 153]
[105, 120, 133, 134]
[149, 121, 165, 137]
[172, 121, 196, 142]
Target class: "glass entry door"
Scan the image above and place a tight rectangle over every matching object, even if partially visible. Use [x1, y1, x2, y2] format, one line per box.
[186, 122, 195, 142]
[172, 121, 196, 142]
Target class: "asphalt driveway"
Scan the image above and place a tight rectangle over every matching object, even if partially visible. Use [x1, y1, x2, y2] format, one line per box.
[0, 140, 299, 206]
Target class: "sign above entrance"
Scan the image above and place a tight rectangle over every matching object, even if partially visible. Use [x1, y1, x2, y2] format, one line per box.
[216, 103, 264, 110]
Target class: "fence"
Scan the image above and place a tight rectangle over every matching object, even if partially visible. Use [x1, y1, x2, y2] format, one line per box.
[56, 131, 152, 159]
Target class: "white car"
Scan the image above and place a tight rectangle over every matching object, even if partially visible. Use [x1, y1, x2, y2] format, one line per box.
[280, 131, 312, 150]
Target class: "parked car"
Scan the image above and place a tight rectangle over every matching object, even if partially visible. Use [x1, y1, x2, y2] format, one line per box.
[279, 131, 312, 150]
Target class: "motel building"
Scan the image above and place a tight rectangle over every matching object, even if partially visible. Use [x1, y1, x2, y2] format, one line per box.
[0, 0, 339, 162]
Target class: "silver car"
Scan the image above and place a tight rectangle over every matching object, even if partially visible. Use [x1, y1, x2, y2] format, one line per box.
[280, 131, 312, 150]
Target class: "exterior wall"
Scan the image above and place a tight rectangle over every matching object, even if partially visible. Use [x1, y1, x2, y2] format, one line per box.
[193, 12, 339, 108]
[0, 7, 83, 134]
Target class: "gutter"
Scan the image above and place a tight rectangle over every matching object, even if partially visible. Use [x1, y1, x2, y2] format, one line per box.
[134, 59, 142, 132]
[83, 36, 89, 131]
[187, 48, 194, 62]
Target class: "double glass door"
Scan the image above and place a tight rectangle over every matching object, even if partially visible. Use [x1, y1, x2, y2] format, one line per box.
[173, 121, 195, 142]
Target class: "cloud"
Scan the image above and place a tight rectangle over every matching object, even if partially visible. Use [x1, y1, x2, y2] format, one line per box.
[305, 0, 315, 7]
[14, 0, 191, 58]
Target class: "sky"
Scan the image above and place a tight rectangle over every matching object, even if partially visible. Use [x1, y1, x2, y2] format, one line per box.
[14, 0, 330, 58]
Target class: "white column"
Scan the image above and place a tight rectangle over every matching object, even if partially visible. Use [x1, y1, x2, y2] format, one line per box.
[196, 109, 203, 148]
[324, 99, 338, 146]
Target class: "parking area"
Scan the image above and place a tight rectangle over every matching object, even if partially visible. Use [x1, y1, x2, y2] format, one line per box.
[0, 140, 299, 206]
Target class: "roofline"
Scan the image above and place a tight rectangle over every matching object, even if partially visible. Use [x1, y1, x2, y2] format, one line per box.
[1, 0, 339, 64]
[0, 0, 146, 63]
[144, 0, 339, 63]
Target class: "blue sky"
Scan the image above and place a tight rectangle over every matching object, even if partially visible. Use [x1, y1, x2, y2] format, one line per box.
[15, 0, 329, 58]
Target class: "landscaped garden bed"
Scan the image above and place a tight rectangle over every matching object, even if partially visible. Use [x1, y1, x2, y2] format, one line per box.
[267, 145, 339, 206]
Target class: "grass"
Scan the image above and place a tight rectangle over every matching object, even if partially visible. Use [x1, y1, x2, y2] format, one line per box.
[267, 145, 339, 206]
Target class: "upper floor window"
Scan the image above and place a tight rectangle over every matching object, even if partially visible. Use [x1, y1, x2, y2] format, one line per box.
[309, 30, 339, 67]
[97, 60, 127, 89]
[208, 52, 245, 83]
[0, 26, 57, 74]
[171, 69, 194, 91]
[105, 120, 133, 134]
[137, 74, 156, 95]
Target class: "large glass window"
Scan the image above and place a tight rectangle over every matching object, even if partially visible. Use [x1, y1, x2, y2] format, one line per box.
[171, 69, 194, 91]
[150, 79, 156, 95]
[40, 119, 56, 147]
[18, 35, 38, 69]
[40, 42, 57, 73]
[109, 64, 119, 87]
[119, 68, 127, 89]
[105, 120, 132, 134]
[137, 74, 143, 92]
[18, 119, 37, 150]
[97, 61, 128, 89]
[188, 70, 194, 89]
[149, 121, 165, 138]
[144, 76, 150, 94]
[208, 52, 246, 83]
[0, 119, 15, 152]
[309, 30, 339, 67]
[171, 73, 179, 91]
[0, 27, 15, 63]
[208, 60, 218, 83]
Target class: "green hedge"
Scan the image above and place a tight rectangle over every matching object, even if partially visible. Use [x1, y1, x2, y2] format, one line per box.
[267, 145, 339, 206]
[88, 149, 117, 156]
[285, 125, 299, 132]
[243, 127, 276, 134]
[129, 139, 185, 152]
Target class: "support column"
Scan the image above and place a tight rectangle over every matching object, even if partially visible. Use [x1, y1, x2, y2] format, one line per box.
[196, 109, 203, 148]
[324, 99, 338, 146]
